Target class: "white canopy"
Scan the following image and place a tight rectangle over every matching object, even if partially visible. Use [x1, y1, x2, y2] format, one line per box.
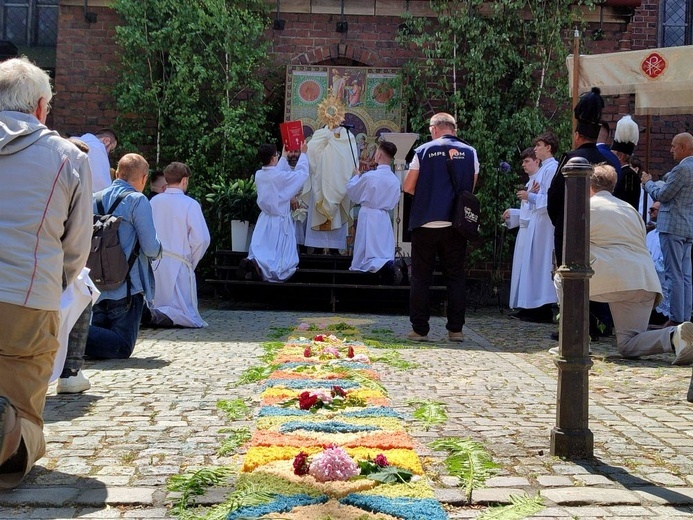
[567, 45, 693, 115]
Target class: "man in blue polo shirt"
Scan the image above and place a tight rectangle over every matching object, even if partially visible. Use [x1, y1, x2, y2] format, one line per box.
[403, 112, 479, 342]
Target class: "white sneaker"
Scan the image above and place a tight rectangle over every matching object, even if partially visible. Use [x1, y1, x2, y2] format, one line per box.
[672, 322, 693, 365]
[56, 371, 91, 394]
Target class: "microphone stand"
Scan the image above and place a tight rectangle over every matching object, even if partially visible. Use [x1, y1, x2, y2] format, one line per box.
[340, 123, 358, 169]
[491, 161, 510, 314]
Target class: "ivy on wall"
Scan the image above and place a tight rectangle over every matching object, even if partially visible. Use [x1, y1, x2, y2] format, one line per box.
[111, 0, 272, 198]
[396, 0, 595, 267]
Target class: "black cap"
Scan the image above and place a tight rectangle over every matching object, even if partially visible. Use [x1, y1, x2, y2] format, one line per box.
[574, 87, 604, 140]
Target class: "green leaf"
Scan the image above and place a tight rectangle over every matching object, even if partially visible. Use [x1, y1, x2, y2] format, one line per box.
[476, 493, 544, 519]
[430, 437, 500, 503]
[216, 399, 250, 420]
[407, 400, 448, 430]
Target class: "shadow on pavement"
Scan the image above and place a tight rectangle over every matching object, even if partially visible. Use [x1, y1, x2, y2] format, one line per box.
[0, 468, 108, 504]
[83, 356, 169, 371]
[579, 458, 693, 510]
[44, 393, 103, 423]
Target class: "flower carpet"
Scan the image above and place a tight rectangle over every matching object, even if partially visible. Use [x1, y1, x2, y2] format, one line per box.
[228, 329, 448, 520]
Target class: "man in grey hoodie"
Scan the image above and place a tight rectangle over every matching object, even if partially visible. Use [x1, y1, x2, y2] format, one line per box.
[0, 57, 92, 487]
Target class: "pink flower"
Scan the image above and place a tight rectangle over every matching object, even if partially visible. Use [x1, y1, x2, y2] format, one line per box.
[351, 353, 370, 363]
[322, 346, 340, 358]
[308, 445, 360, 482]
[374, 454, 389, 467]
[293, 451, 310, 475]
[313, 390, 333, 405]
[297, 323, 310, 331]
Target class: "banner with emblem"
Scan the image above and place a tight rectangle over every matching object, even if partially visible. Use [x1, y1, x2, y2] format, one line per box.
[567, 45, 693, 115]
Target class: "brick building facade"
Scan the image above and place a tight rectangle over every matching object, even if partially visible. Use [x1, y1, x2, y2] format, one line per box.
[45, 0, 690, 175]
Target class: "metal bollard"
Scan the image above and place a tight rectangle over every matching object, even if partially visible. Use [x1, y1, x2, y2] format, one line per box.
[550, 157, 594, 459]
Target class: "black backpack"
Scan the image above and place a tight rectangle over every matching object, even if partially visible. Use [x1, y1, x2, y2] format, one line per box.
[87, 191, 139, 291]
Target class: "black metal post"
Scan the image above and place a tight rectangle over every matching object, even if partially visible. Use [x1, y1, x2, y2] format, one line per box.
[551, 157, 594, 458]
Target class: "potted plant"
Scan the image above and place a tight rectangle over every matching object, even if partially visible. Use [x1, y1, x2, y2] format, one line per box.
[206, 176, 260, 252]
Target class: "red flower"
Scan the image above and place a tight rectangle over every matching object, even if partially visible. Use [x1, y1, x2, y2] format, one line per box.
[347, 346, 355, 358]
[374, 454, 389, 467]
[298, 391, 319, 410]
[313, 334, 325, 342]
[304, 346, 312, 357]
[293, 451, 310, 475]
[331, 385, 347, 398]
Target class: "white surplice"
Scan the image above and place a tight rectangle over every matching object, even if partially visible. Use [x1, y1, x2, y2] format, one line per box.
[249, 155, 310, 282]
[346, 165, 401, 272]
[302, 126, 358, 250]
[150, 188, 211, 327]
[509, 157, 558, 310]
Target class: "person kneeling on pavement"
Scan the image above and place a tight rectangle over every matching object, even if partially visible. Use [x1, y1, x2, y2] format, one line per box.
[553, 164, 693, 365]
[85, 154, 162, 359]
[346, 141, 403, 285]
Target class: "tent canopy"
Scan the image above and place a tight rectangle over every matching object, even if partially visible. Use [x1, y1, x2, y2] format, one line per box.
[567, 45, 693, 115]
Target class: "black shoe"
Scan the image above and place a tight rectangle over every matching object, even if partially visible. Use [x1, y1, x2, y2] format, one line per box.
[550, 331, 559, 341]
[377, 261, 396, 285]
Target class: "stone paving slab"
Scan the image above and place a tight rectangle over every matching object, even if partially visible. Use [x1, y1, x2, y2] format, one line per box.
[0, 306, 692, 518]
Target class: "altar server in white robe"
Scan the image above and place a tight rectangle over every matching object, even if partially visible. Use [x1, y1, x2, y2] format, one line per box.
[247, 141, 309, 282]
[504, 144, 557, 321]
[302, 124, 359, 253]
[347, 141, 401, 274]
[150, 162, 211, 328]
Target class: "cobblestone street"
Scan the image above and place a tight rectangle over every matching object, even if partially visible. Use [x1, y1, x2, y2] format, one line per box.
[1, 305, 693, 519]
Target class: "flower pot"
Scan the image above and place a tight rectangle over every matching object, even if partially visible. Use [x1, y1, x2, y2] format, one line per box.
[246, 224, 255, 251]
[231, 219, 250, 252]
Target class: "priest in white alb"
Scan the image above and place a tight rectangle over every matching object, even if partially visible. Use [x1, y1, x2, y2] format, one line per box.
[347, 141, 401, 279]
[149, 162, 211, 328]
[301, 95, 359, 254]
[243, 141, 309, 282]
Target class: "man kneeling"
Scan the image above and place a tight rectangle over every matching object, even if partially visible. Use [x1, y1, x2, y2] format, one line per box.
[86, 154, 162, 359]
[347, 141, 402, 284]
[555, 164, 693, 364]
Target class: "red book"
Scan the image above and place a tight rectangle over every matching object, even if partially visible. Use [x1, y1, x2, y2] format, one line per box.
[280, 120, 304, 151]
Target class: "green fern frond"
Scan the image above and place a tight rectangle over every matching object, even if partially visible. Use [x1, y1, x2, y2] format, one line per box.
[216, 399, 250, 420]
[259, 341, 284, 362]
[476, 493, 544, 519]
[407, 400, 447, 430]
[236, 364, 277, 385]
[348, 371, 387, 393]
[197, 483, 276, 520]
[267, 327, 292, 340]
[429, 437, 500, 503]
[370, 351, 418, 369]
[168, 466, 234, 517]
[217, 428, 252, 456]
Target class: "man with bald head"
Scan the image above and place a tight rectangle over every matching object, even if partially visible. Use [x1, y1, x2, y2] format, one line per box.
[642, 133, 693, 328]
[86, 153, 162, 359]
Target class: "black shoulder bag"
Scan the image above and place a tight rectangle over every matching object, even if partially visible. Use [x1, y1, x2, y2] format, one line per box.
[445, 147, 480, 240]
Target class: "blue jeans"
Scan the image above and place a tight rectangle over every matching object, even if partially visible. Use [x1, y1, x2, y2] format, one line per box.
[85, 295, 144, 359]
[660, 232, 693, 323]
[409, 226, 467, 336]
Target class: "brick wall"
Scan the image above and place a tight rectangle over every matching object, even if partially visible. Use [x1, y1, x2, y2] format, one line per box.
[53, 5, 120, 136]
[53, 1, 686, 174]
